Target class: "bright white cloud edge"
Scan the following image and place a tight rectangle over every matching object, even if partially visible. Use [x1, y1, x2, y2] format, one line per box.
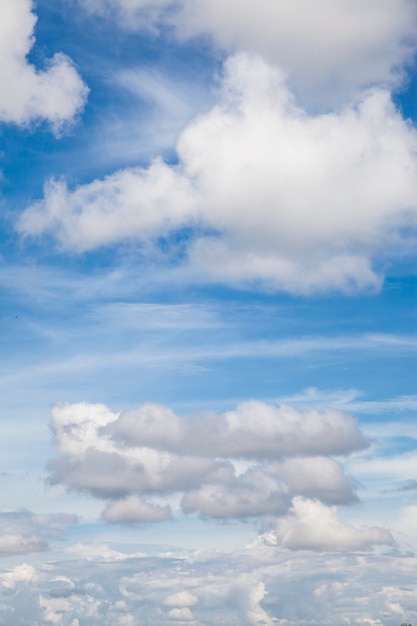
[18, 53, 417, 293]
[78, 0, 417, 105]
[0, 0, 88, 131]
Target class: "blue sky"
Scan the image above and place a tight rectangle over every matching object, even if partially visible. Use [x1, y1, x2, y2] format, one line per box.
[1, 1, 417, 624]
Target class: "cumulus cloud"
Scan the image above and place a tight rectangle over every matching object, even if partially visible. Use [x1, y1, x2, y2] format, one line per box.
[48, 402, 232, 498]
[166, 606, 195, 621]
[181, 467, 289, 519]
[275, 456, 358, 504]
[48, 446, 226, 498]
[163, 591, 198, 607]
[108, 399, 367, 459]
[47, 399, 366, 523]
[0, 563, 37, 589]
[39, 592, 102, 625]
[77, 0, 417, 104]
[270, 497, 393, 552]
[19, 53, 417, 293]
[102, 495, 172, 523]
[0, 0, 87, 131]
[0, 510, 77, 555]
[179, 0, 417, 104]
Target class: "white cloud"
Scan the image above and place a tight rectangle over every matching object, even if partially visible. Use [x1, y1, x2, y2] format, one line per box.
[102, 495, 172, 523]
[181, 467, 289, 519]
[47, 399, 366, 522]
[164, 591, 198, 608]
[166, 606, 195, 621]
[0, 510, 77, 555]
[48, 446, 225, 498]
[19, 160, 195, 251]
[228, 579, 275, 626]
[0, 0, 88, 131]
[275, 456, 357, 504]
[4, 542, 415, 625]
[39, 592, 102, 625]
[176, 0, 417, 104]
[0, 563, 37, 589]
[19, 53, 417, 293]
[77, 0, 417, 104]
[108, 400, 367, 459]
[271, 497, 393, 551]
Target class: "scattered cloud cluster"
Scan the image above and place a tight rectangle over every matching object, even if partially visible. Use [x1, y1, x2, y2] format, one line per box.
[0, 0, 87, 132]
[265, 497, 393, 552]
[44, 399, 392, 553]
[19, 53, 417, 292]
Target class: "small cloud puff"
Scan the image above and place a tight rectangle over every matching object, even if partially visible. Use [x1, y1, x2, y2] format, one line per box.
[270, 497, 393, 552]
[0, 0, 88, 132]
[163, 591, 198, 607]
[102, 495, 172, 523]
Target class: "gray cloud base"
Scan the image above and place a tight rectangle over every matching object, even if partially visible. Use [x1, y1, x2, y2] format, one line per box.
[46, 400, 372, 532]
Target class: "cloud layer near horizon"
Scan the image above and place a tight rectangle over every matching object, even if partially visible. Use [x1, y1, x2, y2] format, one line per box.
[19, 53, 417, 293]
[3, 540, 415, 626]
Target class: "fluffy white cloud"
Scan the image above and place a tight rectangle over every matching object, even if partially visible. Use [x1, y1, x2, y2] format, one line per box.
[166, 606, 195, 621]
[0, 563, 37, 589]
[271, 497, 393, 552]
[163, 591, 198, 608]
[19, 160, 196, 251]
[178, 0, 417, 104]
[48, 446, 226, 498]
[77, 0, 417, 104]
[48, 403, 232, 498]
[0, 0, 87, 131]
[47, 399, 365, 522]
[102, 495, 172, 523]
[39, 592, 102, 625]
[19, 54, 417, 293]
[181, 467, 289, 519]
[107, 400, 367, 459]
[275, 456, 358, 504]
